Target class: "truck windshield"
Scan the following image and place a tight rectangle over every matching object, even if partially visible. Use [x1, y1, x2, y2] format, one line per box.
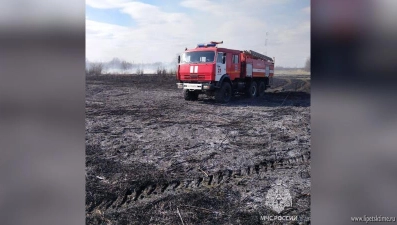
[180, 51, 215, 64]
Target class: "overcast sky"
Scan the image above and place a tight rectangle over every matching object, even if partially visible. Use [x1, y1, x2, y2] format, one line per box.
[86, 0, 310, 67]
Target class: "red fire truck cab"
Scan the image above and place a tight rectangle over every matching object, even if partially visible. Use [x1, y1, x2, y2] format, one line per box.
[176, 41, 275, 103]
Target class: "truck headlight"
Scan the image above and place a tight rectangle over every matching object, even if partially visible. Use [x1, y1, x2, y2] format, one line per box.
[203, 84, 211, 90]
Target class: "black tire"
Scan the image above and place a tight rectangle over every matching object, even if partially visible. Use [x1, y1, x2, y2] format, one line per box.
[184, 90, 199, 101]
[191, 92, 199, 100]
[246, 81, 258, 98]
[183, 90, 191, 100]
[258, 81, 266, 97]
[215, 82, 232, 103]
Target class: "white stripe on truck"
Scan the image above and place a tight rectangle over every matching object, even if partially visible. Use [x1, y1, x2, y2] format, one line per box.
[253, 68, 266, 73]
[190, 66, 199, 73]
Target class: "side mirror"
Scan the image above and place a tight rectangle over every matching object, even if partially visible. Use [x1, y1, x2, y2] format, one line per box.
[222, 56, 226, 64]
[178, 55, 180, 63]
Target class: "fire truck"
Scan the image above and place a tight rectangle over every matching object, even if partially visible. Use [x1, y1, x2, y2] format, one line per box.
[176, 41, 275, 103]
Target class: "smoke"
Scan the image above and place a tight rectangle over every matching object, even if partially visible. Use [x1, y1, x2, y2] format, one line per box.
[86, 57, 177, 74]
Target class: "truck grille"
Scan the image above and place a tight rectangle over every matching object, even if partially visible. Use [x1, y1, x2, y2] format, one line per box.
[183, 74, 206, 80]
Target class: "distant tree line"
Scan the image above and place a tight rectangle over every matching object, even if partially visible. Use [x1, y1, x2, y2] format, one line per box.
[274, 56, 310, 72]
[86, 54, 309, 76]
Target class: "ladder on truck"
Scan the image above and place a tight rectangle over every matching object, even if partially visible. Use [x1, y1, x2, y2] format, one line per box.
[243, 50, 273, 62]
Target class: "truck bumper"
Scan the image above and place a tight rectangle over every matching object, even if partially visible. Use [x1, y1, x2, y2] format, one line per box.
[176, 83, 215, 90]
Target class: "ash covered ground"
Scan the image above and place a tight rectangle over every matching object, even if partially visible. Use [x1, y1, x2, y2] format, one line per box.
[86, 74, 311, 225]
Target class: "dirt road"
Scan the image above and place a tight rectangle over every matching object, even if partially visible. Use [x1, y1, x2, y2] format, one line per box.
[86, 74, 311, 224]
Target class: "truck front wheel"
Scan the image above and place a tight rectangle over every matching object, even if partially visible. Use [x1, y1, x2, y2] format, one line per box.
[215, 82, 232, 103]
[184, 90, 199, 101]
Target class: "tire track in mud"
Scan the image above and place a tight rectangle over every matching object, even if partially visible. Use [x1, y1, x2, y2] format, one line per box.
[87, 150, 310, 213]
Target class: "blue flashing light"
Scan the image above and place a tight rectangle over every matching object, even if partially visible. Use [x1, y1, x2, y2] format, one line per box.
[197, 43, 217, 48]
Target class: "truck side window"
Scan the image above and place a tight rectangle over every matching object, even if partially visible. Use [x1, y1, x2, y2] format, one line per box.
[217, 53, 223, 63]
[232, 55, 239, 64]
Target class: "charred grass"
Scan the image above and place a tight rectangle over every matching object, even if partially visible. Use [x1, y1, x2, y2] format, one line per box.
[86, 74, 311, 224]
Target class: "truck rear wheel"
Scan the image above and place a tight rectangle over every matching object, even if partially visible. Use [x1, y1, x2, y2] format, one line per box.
[215, 82, 232, 103]
[184, 90, 199, 101]
[258, 81, 266, 97]
[246, 81, 258, 98]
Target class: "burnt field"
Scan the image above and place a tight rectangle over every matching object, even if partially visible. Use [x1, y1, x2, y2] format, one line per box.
[86, 74, 311, 224]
